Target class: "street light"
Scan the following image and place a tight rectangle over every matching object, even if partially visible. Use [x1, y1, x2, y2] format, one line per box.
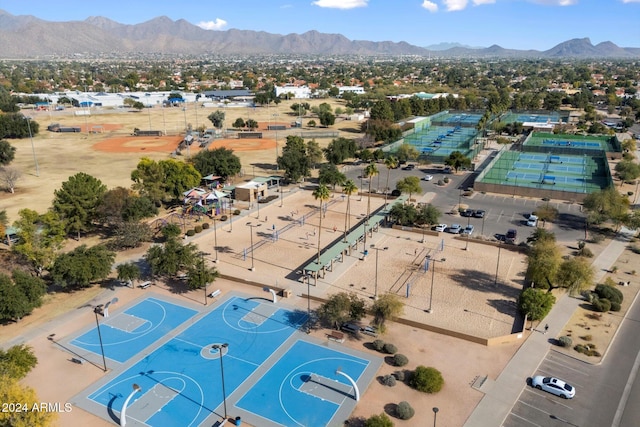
[212, 343, 229, 420]
[370, 245, 388, 300]
[93, 306, 107, 372]
[25, 117, 39, 176]
[212, 217, 219, 263]
[426, 257, 446, 313]
[246, 222, 261, 271]
[494, 241, 502, 286]
[120, 384, 141, 427]
[433, 407, 439, 427]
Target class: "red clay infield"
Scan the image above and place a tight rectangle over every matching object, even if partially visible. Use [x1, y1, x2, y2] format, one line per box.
[93, 136, 276, 154]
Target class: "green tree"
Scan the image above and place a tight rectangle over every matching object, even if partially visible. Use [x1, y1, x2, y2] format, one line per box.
[526, 238, 562, 290]
[445, 151, 472, 173]
[409, 366, 444, 393]
[232, 118, 245, 129]
[313, 184, 331, 265]
[132, 158, 201, 204]
[50, 245, 115, 288]
[12, 209, 66, 275]
[388, 203, 418, 226]
[317, 292, 366, 329]
[116, 262, 141, 287]
[556, 257, 594, 296]
[191, 147, 242, 180]
[0, 274, 31, 322]
[306, 139, 323, 169]
[111, 221, 153, 249]
[395, 144, 419, 162]
[583, 186, 630, 229]
[52, 172, 107, 239]
[0, 377, 56, 427]
[318, 164, 346, 190]
[278, 136, 311, 183]
[518, 287, 556, 328]
[416, 203, 440, 226]
[615, 160, 640, 185]
[186, 255, 220, 291]
[131, 157, 166, 204]
[0, 344, 38, 379]
[0, 209, 7, 239]
[384, 156, 398, 206]
[396, 176, 422, 202]
[342, 180, 358, 243]
[145, 238, 199, 278]
[161, 223, 182, 241]
[324, 137, 358, 165]
[207, 110, 225, 129]
[0, 140, 16, 165]
[370, 100, 394, 121]
[97, 187, 157, 225]
[246, 118, 258, 130]
[318, 110, 336, 127]
[371, 293, 404, 328]
[364, 162, 379, 246]
[159, 159, 202, 200]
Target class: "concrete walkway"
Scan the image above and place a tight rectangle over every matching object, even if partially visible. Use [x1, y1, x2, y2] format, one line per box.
[464, 228, 635, 427]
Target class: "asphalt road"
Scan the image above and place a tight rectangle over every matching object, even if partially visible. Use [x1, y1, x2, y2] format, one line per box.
[343, 162, 587, 244]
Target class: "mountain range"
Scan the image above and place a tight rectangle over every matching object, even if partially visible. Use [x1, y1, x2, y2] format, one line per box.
[0, 9, 638, 59]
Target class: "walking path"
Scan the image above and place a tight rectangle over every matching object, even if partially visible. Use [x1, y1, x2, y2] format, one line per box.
[463, 227, 636, 427]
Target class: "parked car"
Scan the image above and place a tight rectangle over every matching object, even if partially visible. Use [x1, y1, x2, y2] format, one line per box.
[446, 224, 462, 234]
[526, 214, 538, 227]
[473, 210, 486, 218]
[361, 326, 378, 337]
[434, 224, 447, 232]
[421, 174, 434, 181]
[402, 164, 415, 170]
[531, 376, 575, 399]
[460, 209, 474, 217]
[443, 166, 452, 173]
[506, 229, 517, 243]
[462, 225, 475, 236]
[341, 323, 360, 334]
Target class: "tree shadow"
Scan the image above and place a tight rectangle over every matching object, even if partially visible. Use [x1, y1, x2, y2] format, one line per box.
[556, 212, 587, 231]
[216, 245, 235, 254]
[448, 268, 522, 299]
[384, 403, 398, 418]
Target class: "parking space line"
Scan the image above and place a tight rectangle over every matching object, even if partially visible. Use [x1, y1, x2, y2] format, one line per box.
[536, 368, 584, 389]
[507, 412, 542, 426]
[522, 389, 574, 410]
[544, 356, 591, 377]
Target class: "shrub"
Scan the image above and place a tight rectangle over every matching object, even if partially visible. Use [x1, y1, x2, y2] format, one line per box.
[372, 339, 385, 351]
[595, 283, 623, 304]
[202, 222, 210, 229]
[558, 336, 572, 348]
[365, 413, 393, 427]
[611, 301, 621, 312]
[577, 247, 593, 258]
[630, 245, 640, 255]
[443, 177, 450, 183]
[408, 366, 444, 393]
[393, 370, 406, 382]
[220, 215, 228, 221]
[396, 401, 415, 420]
[186, 229, 195, 237]
[611, 266, 619, 273]
[383, 343, 398, 354]
[381, 374, 396, 387]
[604, 277, 617, 287]
[592, 297, 612, 312]
[233, 209, 241, 216]
[194, 225, 203, 233]
[161, 223, 182, 240]
[631, 270, 637, 276]
[580, 334, 592, 341]
[437, 179, 444, 186]
[393, 354, 409, 367]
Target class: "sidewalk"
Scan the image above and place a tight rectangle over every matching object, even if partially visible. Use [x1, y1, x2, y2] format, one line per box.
[463, 229, 634, 427]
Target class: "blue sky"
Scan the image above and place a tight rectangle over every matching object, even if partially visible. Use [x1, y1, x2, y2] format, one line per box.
[1, 0, 639, 50]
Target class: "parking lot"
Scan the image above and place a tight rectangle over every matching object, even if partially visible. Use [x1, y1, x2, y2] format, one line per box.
[504, 350, 592, 427]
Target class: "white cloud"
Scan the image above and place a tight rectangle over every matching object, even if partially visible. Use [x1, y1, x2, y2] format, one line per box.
[472, 0, 496, 4]
[280, 4, 293, 8]
[422, 1, 438, 12]
[197, 19, 228, 31]
[443, 0, 468, 11]
[311, 0, 368, 9]
[528, 0, 578, 5]
[622, 0, 640, 3]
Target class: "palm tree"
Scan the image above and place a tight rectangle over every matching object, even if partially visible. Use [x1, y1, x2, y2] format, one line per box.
[313, 184, 331, 265]
[364, 162, 379, 246]
[384, 156, 398, 207]
[342, 180, 358, 242]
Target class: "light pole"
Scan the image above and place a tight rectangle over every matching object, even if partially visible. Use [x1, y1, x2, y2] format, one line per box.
[25, 117, 39, 176]
[494, 241, 502, 286]
[426, 257, 446, 313]
[464, 214, 471, 251]
[370, 245, 388, 300]
[93, 306, 107, 372]
[120, 384, 141, 427]
[246, 222, 261, 271]
[433, 407, 439, 427]
[212, 217, 219, 263]
[212, 343, 229, 420]
[201, 252, 207, 306]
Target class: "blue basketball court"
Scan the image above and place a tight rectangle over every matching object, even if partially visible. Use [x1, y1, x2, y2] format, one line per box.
[71, 294, 381, 427]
